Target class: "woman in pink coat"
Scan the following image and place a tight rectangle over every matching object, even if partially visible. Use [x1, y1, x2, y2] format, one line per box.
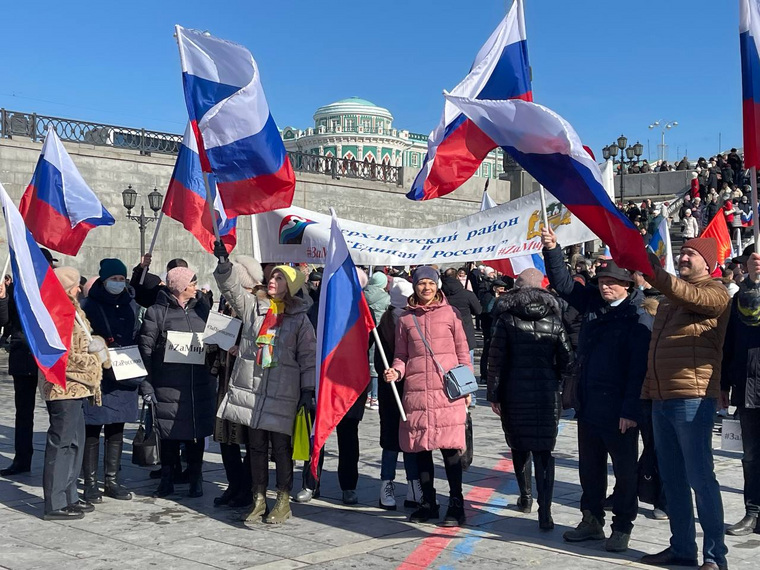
[384, 266, 471, 527]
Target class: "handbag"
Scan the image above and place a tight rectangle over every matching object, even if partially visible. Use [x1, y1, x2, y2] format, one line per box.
[132, 402, 161, 467]
[292, 406, 312, 461]
[461, 412, 474, 470]
[412, 314, 478, 400]
[637, 443, 661, 505]
[561, 361, 582, 411]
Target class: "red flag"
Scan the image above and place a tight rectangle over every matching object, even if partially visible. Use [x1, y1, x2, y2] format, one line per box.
[700, 212, 733, 266]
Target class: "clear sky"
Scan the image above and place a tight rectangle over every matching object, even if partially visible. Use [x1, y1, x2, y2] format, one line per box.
[0, 0, 742, 163]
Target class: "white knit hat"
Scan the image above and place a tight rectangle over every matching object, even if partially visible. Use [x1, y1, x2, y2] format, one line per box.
[231, 255, 263, 289]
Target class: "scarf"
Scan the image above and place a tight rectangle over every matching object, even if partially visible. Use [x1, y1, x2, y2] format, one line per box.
[256, 298, 285, 368]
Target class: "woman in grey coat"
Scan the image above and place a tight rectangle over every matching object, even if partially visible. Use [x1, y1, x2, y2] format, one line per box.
[214, 255, 316, 525]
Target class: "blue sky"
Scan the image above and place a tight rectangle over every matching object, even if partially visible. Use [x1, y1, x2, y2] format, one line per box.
[0, 1, 742, 162]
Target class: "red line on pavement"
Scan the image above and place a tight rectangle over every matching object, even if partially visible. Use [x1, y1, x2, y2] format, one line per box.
[397, 457, 514, 569]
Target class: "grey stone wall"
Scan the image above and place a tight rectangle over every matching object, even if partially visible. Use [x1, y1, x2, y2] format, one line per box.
[0, 138, 509, 287]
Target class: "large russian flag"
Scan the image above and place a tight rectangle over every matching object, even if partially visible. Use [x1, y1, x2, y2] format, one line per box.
[446, 95, 651, 275]
[1, 182, 74, 389]
[176, 26, 295, 216]
[741, 0, 760, 169]
[19, 126, 115, 256]
[162, 122, 237, 254]
[407, 0, 531, 201]
[311, 212, 376, 478]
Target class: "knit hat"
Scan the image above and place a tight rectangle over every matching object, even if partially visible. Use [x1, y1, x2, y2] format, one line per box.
[389, 277, 414, 309]
[515, 268, 544, 289]
[54, 266, 81, 293]
[166, 267, 197, 296]
[272, 265, 306, 297]
[412, 265, 440, 286]
[231, 255, 263, 290]
[99, 258, 127, 281]
[682, 237, 718, 272]
[369, 271, 387, 287]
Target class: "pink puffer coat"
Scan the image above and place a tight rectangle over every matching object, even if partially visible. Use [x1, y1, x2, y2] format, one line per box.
[391, 296, 471, 453]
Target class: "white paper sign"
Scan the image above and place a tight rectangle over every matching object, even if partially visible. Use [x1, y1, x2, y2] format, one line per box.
[202, 312, 242, 351]
[164, 331, 206, 365]
[721, 419, 743, 452]
[108, 345, 147, 381]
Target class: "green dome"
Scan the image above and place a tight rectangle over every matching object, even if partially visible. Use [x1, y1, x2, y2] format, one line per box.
[314, 97, 393, 122]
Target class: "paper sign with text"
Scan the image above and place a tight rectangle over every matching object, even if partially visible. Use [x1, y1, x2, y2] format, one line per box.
[721, 419, 743, 452]
[203, 312, 242, 351]
[108, 346, 147, 381]
[164, 331, 206, 365]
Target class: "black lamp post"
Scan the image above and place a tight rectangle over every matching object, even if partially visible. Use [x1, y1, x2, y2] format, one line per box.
[121, 185, 163, 256]
[603, 135, 643, 204]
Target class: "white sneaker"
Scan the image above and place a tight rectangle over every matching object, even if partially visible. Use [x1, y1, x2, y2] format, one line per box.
[405, 479, 422, 509]
[379, 480, 396, 510]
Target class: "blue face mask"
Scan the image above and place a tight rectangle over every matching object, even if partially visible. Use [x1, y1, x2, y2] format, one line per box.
[104, 280, 126, 295]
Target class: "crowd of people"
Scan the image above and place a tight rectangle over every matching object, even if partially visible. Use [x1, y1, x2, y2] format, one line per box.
[0, 221, 758, 570]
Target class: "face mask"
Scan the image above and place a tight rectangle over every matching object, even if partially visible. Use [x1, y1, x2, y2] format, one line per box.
[105, 280, 126, 295]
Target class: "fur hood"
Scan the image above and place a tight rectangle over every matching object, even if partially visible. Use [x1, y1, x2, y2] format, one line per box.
[493, 287, 562, 321]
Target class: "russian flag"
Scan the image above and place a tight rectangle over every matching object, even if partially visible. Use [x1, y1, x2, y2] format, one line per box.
[741, 0, 760, 169]
[162, 122, 237, 254]
[1, 182, 74, 389]
[647, 216, 676, 275]
[446, 95, 651, 275]
[311, 211, 376, 478]
[19, 126, 115, 256]
[407, 0, 531, 201]
[176, 26, 295, 216]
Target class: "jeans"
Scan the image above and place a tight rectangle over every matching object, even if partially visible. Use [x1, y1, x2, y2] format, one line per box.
[652, 398, 727, 566]
[43, 398, 85, 513]
[380, 449, 420, 481]
[738, 406, 760, 516]
[368, 377, 378, 400]
[577, 420, 639, 534]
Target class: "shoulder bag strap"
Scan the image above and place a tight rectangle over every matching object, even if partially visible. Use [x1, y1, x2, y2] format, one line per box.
[94, 303, 115, 345]
[411, 313, 446, 377]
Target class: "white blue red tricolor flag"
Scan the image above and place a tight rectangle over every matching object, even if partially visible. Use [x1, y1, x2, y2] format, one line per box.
[162, 123, 237, 253]
[741, 0, 760, 169]
[311, 211, 376, 478]
[19, 126, 114, 255]
[1, 182, 74, 389]
[407, 0, 531, 201]
[176, 26, 295, 215]
[647, 216, 676, 275]
[446, 95, 651, 275]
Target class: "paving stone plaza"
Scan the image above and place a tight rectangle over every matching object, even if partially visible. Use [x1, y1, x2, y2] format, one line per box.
[0, 351, 757, 570]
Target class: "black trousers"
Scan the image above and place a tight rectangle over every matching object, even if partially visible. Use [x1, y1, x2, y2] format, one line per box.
[12, 374, 37, 466]
[220, 443, 251, 495]
[416, 448, 463, 504]
[160, 439, 204, 470]
[43, 398, 85, 513]
[249, 428, 293, 492]
[302, 416, 360, 491]
[739, 406, 760, 515]
[639, 400, 667, 511]
[85, 422, 124, 442]
[578, 420, 639, 534]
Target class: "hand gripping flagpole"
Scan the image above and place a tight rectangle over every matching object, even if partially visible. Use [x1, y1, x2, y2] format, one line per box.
[372, 327, 407, 422]
[139, 211, 164, 285]
[538, 185, 550, 229]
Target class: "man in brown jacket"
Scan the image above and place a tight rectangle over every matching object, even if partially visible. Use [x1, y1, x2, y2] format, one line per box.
[639, 238, 730, 570]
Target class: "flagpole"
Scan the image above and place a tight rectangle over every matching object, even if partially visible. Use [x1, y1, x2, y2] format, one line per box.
[538, 185, 550, 229]
[74, 312, 92, 343]
[203, 172, 222, 243]
[138, 211, 164, 285]
[371, 327, 407, 422]
[752, 166, 760, 251]
[2, 255, 9, 280]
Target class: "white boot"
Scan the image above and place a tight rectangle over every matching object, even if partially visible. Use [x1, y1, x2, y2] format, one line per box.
[405, 479, 422, 509]
[379, 480, 396, 510]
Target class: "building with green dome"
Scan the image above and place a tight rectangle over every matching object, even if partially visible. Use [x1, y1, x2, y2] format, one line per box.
[281, 96, 505, 181]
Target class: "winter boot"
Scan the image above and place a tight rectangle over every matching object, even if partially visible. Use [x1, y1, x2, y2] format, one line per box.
[563, 510, 606, 542]
[535, 453, 555, 531]
[379, 480, 397, 510]
[241, 486, 268, 522]
[410, 482, 439, 523]
[153, 465, 174, 498]
[264, 490, 291, 524]
[228, 487, 253, 508]
[514, 453, 533, 513]
[82, 437, 103, 504]
[214, 485, 238, 507]
[605, 531, 631, 552]
[440, 496, 466, 527]
[405, 479, 422, 509]
[187, 462, 204, 498]
[726, 513, 758, 536]
[103, 435, 132, 500]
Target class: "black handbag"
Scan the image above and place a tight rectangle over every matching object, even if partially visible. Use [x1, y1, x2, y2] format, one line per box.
[461, 412, 474, 470]
[637, 445, 661, 505]
[132, 402, 161, 467]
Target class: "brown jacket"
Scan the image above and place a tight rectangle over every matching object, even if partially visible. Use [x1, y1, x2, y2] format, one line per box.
[42, 303, 106, 404]
[641, 265, 731, 400]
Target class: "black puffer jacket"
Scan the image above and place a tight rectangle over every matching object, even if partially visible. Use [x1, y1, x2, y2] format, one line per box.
[5, 284, 38, 377]
[722, 280, 760, 409]
[441, 276, 482, 350]
[487, 288, 573, 451]
[138, 290, 217, 441]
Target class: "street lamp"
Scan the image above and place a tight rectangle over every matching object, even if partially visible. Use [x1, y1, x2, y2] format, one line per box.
[121, 185, 163, 256]
[648, 119, 678, 163]
[604, 135, 643, 203]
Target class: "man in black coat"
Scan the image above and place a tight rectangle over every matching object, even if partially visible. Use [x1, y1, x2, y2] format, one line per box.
[441, 270, 482, 363]
[721, 249, 760, 535]
[542, 226, 652, 553]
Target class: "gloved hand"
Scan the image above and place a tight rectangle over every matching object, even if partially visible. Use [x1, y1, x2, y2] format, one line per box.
[297, 390, 314, 410]
[213, 240, 229, 262]
[88, 337, 109, 365]
[142, 393, 155, 405]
